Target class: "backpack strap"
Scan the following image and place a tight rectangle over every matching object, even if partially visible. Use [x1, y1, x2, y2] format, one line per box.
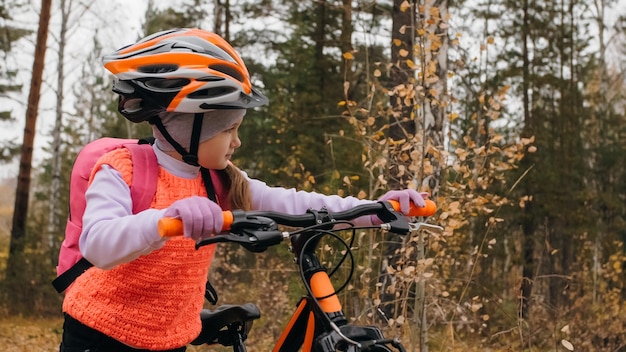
[126, 141, 159, 213]
[52, 257, 93, 293]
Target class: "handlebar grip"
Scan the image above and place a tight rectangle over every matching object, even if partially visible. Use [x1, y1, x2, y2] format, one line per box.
[158, 210, 235, 237]
[387, 199, 437, 217]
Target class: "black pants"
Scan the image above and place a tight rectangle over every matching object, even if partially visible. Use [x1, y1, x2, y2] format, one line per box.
[59, 314, 187, 352]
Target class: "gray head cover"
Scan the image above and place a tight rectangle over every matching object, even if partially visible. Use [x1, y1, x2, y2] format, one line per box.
[152, 109, 246, 152]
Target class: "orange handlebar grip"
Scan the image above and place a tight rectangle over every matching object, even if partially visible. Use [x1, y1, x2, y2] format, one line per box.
[388, 199, 437, 217]
[222, 210, 234, 231]
[158, 210, 235, 237]
[158, 217, 184, 237]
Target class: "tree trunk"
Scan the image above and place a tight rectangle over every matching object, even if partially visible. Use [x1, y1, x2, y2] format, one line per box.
[9, 0, 52, 256]
[47, 0, 70, 254]
[6, 0, 52, 313]
[420, 0, 446, 197]
[413, 2, 447, 351]
[388, 0, 416, 163]
[213, 0, 231, 40]
[381, 6, 448, 351]
[340, 0, 353, 98]
[519, 0, 535, 321]
[379, 0, 416, 321]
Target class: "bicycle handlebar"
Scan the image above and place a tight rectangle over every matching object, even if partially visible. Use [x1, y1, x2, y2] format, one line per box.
[158, 199, 437, 238]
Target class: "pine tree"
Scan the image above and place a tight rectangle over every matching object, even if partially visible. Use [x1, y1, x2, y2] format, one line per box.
[0, 2, 30, 162]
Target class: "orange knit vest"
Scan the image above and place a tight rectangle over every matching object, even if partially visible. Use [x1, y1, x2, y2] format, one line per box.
[63, 148, 223, 350]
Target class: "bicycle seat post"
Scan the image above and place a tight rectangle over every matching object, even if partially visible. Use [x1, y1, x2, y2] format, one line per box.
[230, 323, 247, 352]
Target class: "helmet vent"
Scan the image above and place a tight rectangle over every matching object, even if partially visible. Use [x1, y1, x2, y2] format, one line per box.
[208, 64, 245, 83]
[138, 64, 179, 74]
[144, 78, 190, 90]
[197, 76, 225, 82]
[188, 87, 237, 99]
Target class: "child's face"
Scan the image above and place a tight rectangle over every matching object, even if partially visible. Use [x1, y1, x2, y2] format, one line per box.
[196, 119, 243, 170]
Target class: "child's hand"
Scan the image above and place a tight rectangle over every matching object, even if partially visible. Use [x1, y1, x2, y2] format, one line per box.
[378, 189, 429, 215]
[163, 196, 224, 240]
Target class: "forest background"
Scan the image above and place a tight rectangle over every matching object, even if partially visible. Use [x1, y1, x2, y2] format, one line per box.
[0, 0, 625, 351]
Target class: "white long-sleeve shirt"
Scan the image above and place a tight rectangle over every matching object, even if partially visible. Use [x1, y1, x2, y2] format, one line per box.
[80, 145, 375, 269]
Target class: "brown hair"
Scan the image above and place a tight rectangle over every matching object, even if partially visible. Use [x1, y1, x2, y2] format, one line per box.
[219, 164, 252, 211]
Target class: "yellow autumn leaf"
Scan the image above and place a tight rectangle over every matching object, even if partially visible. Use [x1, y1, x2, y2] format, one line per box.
[561, 339, 574, 351]
[343, 52, 354, 60]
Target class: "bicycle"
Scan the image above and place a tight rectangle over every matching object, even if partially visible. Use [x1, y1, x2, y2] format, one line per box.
[159, 199, 442, 352]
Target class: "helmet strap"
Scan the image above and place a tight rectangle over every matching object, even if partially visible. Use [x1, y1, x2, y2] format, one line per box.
[185, 113, 204, 166]
[149, 115, 200, 166]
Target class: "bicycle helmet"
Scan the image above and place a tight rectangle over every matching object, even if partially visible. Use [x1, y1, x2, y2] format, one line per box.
[103, 28, 268, 123]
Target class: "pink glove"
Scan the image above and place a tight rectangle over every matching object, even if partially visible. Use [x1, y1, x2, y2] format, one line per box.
[163, 196, 224, 241]
[378, 189, 429, 214]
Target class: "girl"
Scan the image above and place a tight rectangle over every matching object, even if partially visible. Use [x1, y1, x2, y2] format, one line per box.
[59, 28, 428, 352]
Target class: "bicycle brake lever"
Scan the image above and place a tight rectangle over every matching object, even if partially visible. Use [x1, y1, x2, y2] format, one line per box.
[240, 230, 286, 252]
[380, 222, 443, 235]
[409, 222, 444, 234]
[196, 212, 285, 252]
[379, 218, 412, 235]
[195, 230, 287, 250]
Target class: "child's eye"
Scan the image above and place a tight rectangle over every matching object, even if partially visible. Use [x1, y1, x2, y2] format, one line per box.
[222, 125, 239, 134]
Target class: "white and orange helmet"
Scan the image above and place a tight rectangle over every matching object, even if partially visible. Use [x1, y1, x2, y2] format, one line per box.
[103, 28, 268, 122]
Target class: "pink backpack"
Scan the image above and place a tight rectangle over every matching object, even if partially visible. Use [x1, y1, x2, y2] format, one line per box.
[52, 137, 158, 293]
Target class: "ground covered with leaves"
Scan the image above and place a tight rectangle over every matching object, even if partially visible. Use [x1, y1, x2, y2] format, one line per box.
[0, 317, 63, 351]
[0, 316, 259, 352]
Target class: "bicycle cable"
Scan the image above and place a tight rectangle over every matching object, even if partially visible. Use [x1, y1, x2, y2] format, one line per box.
[297, 225, 365, 349]
[296, 221, 356, 298]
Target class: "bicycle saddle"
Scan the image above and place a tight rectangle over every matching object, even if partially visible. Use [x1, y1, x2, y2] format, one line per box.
[190, 303, 261, 346]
